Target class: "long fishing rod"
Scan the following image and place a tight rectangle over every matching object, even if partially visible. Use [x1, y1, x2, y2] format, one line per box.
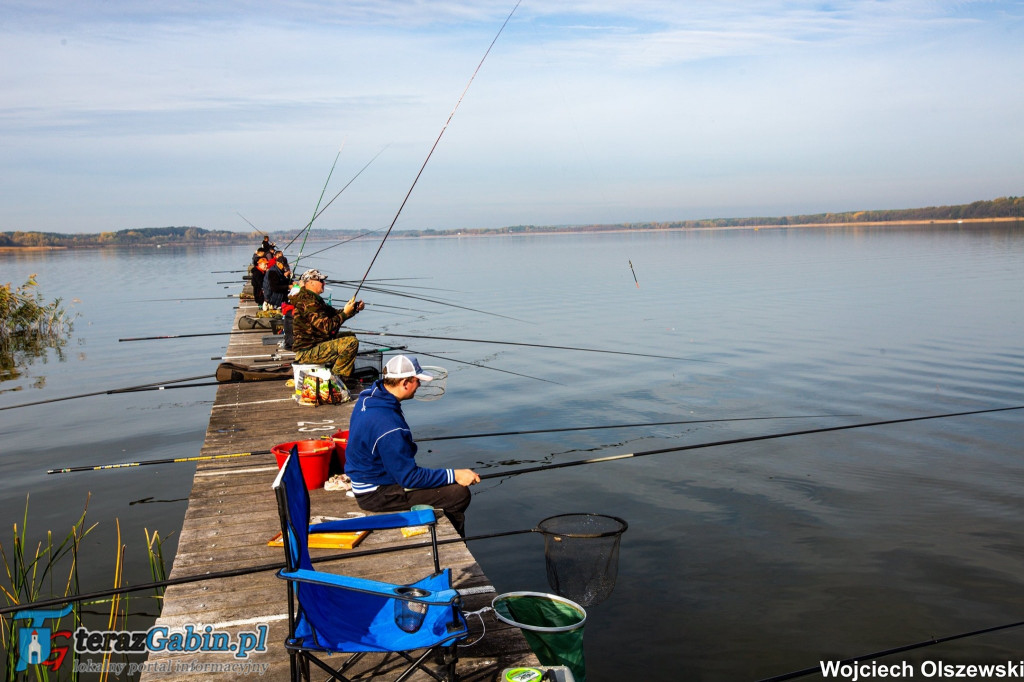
[291, 224, 389, 262]
[48, 449, 276, 475]
[418, 414, 856, 443]
[353, 1, 522, 299]
[757, 619, 1024, 682]
[236, 212, 268, 238]
[141, 294, 242, 302]
[478, 404, 1024, 480]
[0, 526, 536, 616]
[332, 282, 524, 322]
[0, 374, 216, 412]
[49, 411, 831, 474]
[290, 143, 344, 268]
[349, 329, 709, 362]
[278, 146, 391, 261]
[119, 330, 274, 342]
[399, 347, 561, 386]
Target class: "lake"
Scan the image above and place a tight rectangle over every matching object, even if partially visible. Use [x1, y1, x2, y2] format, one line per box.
[2, 222, 1023, 680]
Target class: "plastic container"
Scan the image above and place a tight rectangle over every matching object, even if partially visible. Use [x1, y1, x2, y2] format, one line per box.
[272, 440, 334, 490]
[331, 429, 348, 469]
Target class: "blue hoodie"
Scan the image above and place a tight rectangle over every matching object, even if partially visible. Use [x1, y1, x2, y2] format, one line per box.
[345, 380, 454, 495]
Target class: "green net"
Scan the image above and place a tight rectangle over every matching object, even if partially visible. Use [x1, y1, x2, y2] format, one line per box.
[492, 592, 587, 682]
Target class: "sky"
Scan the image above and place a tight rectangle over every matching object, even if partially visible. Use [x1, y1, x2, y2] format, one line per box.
[1, 0, 1022, 234]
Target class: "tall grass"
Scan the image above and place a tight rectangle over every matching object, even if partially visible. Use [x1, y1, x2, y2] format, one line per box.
[0, 498, 171, 681]
[0, 495, 93, 681]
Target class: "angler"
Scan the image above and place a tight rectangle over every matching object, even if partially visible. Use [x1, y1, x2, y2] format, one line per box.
[290, 269, 365, 380]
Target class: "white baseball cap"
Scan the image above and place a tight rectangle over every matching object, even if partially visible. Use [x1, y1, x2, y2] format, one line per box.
[383, 355, 432, 381]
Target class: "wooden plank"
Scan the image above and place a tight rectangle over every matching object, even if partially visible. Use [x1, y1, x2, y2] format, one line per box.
[141, 300, 539, 681]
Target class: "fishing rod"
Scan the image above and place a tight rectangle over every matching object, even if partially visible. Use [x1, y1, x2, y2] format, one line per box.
[290, 224, 389, 262]
[290, 143, 344, 269]
[397, 347, 561, 386]
[140, 294, 242, 302]
[332, 282, 524, 322]
[0, 526, 536, 616]
[348, 329, 710, 362]
[48, 449, 276, 475]
[279, 145, 391, 260]
[418, 414, 857, 443]
[49, 409, 827, 474]
[478, 404, 1024, 480]
[353, 1, 522, 299]
[119, 330, 274, 342]
[209, 344, 406, 363]
[330, 279, 459, 293]
[0, 374, 216, 412]
[236, 212, 268, 238]
[756, 619, 1024, 681]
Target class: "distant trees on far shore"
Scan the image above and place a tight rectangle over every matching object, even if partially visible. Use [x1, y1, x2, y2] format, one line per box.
[0, 226, 252, 248]
[1, 196, 1020, 248]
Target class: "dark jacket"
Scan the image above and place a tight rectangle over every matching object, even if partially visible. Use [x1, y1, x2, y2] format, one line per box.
[290, 287, 351, 351]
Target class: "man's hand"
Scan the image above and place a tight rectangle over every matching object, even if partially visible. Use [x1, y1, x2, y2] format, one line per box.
[343, 296, 365, 317]
[454, 469, 480, 487]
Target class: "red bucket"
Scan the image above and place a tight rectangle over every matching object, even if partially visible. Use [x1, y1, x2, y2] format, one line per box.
[272, 440, 334, 490]
[331, 429, 349, 469]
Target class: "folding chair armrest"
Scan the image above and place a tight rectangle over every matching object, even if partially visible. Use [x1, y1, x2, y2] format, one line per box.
[278, 567, 460, 605]
[310, 508, 437, 533]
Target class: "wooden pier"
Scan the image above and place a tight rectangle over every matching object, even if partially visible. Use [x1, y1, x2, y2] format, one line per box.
[141, 300, 538, 681]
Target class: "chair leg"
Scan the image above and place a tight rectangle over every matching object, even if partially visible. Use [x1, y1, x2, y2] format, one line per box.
[393, 648, 442, 682]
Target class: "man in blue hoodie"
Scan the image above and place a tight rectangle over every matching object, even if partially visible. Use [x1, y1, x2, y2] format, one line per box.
[346, 355, 480, 536]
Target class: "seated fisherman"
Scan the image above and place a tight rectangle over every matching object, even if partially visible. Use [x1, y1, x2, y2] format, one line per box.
[345, 355, 480, 537]
[290, 269, 364, 379]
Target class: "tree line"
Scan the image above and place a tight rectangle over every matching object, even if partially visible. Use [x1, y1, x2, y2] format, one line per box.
[1, 196, 1020, 247]
[0, 226, 253, 248]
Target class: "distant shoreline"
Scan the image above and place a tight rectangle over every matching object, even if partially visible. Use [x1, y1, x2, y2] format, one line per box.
[401, 216, 1021, 240]
[0, 216, 1019, 251]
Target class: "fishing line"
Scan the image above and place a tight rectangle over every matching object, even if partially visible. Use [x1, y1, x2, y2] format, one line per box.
[353, 0, 522, 299]
[348, 329, 711, 362]
[418, 414, 857, 442]
[756, 619, 1024, 681]
[478, 404, 1024, 480]
[0, 527, 536, 616]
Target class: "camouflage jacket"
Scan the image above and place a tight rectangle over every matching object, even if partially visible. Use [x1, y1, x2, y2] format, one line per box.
[290, 288, 352, 352]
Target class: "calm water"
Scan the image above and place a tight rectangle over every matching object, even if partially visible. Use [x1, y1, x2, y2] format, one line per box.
[2, 223, 1023, 680]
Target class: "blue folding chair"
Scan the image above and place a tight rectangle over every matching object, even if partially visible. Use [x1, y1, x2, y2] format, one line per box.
[273, 448, 468, 681]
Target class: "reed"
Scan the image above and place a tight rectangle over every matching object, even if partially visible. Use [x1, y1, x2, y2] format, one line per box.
[0, 495, 93, 681]
[0, 498, 172, 680]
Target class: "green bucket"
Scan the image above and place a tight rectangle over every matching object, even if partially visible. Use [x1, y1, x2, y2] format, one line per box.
[492, 592, 587, 682]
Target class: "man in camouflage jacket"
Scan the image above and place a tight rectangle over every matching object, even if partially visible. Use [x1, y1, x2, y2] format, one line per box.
[290, 269, 364, 377]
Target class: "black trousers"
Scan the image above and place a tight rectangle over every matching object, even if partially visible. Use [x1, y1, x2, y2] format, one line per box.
[354, 484, 472, 537]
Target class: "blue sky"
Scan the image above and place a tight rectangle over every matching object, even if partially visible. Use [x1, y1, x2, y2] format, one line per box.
[1, 0, 1022, 234]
